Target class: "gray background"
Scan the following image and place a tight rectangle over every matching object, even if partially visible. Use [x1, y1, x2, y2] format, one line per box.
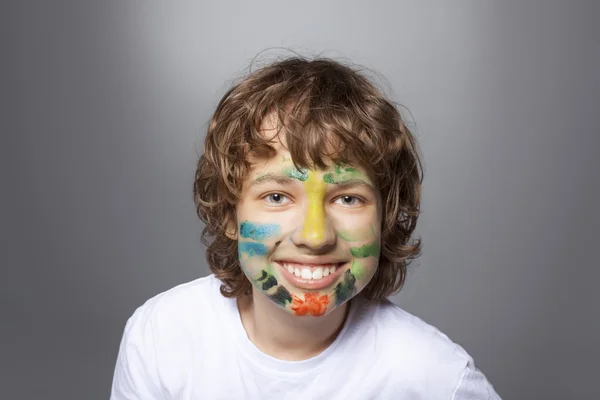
[2, 1, 599, 399]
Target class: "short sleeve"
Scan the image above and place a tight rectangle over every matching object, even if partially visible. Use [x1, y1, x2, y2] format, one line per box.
[110, 306, 165, 400]
[452, 358, 502, 400]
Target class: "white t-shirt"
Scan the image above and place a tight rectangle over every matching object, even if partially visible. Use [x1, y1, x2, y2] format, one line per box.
[111, 275, 501, 399]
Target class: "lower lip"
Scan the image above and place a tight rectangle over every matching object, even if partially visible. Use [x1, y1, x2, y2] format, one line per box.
[276, 262, 346, 290]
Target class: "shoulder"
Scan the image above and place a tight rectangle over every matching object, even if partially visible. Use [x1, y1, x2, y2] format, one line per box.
[369, 299, 471, 364]
[112, 275, 229, 398]
[352, 298, 491, 397]
[133, 274, 223, 317]
[122, 274, 227, 347]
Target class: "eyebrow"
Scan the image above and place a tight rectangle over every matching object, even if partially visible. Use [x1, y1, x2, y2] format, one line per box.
[249, 173, 374, 190]
[250, 173, 297, 188]
[329, 179, 375, 190]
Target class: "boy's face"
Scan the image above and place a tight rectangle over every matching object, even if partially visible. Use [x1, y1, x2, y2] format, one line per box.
[234, 128, 381, 317]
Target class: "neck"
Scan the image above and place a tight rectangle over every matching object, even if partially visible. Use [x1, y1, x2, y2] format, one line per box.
[237, 289, 349, 361]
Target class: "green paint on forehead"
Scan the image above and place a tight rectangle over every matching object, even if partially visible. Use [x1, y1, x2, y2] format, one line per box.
[283, 167, 308, 181]
[336, 164, 357, 174]
[350, 241, 380, 258]
[254, 172, 268, 180]
[323, 164, 363, 184]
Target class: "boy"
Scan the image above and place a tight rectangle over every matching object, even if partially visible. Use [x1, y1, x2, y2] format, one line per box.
[111, 57, 501, 399]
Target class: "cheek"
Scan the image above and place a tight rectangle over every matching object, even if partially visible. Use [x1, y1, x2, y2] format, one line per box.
[236, 218, 290, 278]
[237, 205, 297, 236]
[334, 212, 380, 243]
[334, 217, 381, 284]
[238, 241, 270, 259]
[239, 221, 281, 241]
[350, 256, 379, 283]
[237, 241, 270, 277]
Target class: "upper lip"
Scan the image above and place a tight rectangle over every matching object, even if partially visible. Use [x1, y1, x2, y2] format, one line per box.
[275, 258, 346, 266]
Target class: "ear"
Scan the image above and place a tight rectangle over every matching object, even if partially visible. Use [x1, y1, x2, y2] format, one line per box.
[225, 218, 238, 240]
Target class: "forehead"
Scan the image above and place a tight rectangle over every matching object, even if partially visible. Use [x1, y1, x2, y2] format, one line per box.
[246, 141, 372, 183]
[246, 113, 372, 179]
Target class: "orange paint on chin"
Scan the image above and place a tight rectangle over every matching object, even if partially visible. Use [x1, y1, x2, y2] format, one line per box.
[291, 293, 330, 316]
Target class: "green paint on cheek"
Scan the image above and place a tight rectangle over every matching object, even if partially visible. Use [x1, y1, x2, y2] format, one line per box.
[334, 270, 357, 306]
[256, 269, 292, 306]
[262, 276, 277, 291]
[351, 260, 366, 280]
[267, 262, 275, 275]
[256, 269, 277, 291]
[337, 230, 356, 241]
[337, 225, 376, 242]
[350, 241, 380, 258]
[270, 286, 292, 306]
[284, 167, 308, 181]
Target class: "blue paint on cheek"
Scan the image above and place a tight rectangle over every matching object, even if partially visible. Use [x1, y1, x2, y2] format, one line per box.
[238, 242, 269, 257]
[239, 221, 281, 241]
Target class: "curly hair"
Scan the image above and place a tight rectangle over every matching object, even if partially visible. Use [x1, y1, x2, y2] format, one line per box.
[193, 56, 423, 300]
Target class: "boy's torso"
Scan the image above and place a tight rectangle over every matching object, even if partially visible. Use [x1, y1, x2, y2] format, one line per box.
[117, 275, 471, 399]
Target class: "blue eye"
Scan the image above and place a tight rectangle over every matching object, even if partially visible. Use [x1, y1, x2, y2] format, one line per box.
[264, 193, 291, 206]
[334, 195, 363, 207]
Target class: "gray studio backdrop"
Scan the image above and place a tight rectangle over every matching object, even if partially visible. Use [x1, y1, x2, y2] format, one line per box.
[2, 1, 599, 399]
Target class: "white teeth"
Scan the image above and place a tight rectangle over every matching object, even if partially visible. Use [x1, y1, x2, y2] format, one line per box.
[282, 262, 340, 279]
[312, 267, 323, 280]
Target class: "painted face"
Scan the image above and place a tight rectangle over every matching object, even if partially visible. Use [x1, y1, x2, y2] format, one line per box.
[235, 141, 382, 317]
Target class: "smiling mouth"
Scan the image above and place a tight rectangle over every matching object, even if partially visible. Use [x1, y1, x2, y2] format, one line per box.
[273, 260, 347, 290]
[278, 261, 344, 280]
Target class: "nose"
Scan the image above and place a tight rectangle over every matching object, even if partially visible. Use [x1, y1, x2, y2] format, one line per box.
[291, 175, 336, 251]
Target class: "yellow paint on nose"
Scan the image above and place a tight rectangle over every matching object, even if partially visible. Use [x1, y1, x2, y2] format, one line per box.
[301, 172, 327, 244]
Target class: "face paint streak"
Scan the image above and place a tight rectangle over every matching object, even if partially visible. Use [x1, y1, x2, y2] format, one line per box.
[350, 241, 380, 258]
[335, 164, 358, 174]
[337, 225, 376, 242]
[351, 259, 365, 280]
[262, 276, 277, 291]
[256, 269, 292, 306]
[283, 167, 308, 181]
[256, 268, 277, 290]
[291, 293, 330, 316]
[334, 270, 357, 306]
[323, 165, 362, 184]
[239, 221, 281, 241]
[238, 241, 269, 257]
[270, 286, 292, 306]
[301, 172, 327, 243]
